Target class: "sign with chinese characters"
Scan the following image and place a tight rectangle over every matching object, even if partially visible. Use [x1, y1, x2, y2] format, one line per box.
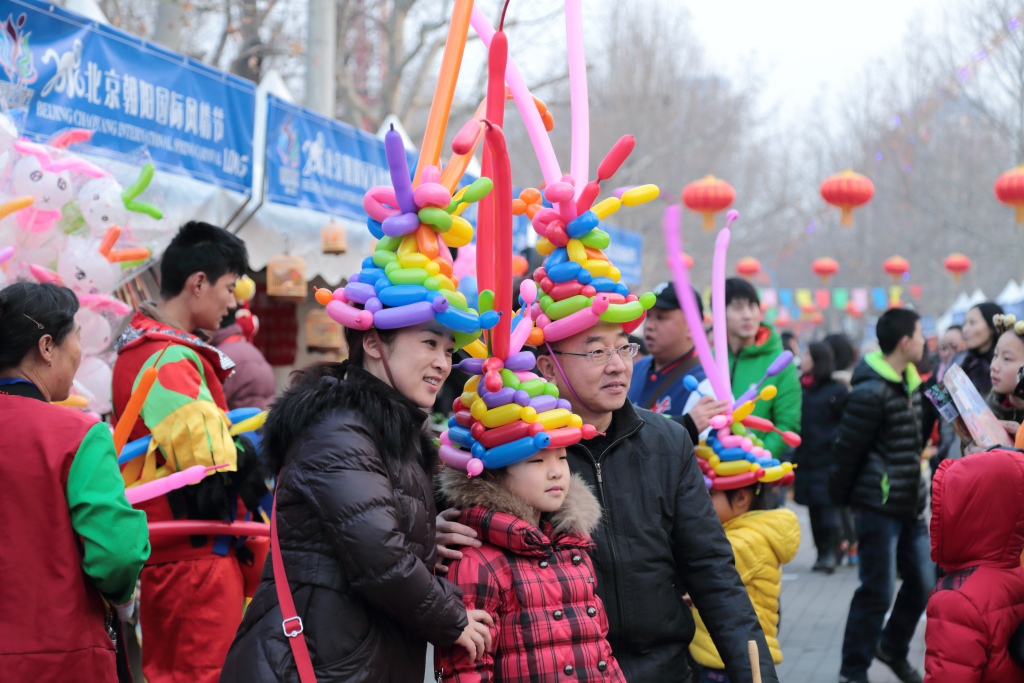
[265, 95, 391, 219]
[0, 0, 256, 193]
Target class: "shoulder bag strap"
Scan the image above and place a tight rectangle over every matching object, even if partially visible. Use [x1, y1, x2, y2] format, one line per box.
[272, 496, 317, 683]
[643, 354, 703, 410]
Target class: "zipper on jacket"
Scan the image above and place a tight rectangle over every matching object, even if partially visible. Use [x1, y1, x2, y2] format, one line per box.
[584, 422, 642, 642]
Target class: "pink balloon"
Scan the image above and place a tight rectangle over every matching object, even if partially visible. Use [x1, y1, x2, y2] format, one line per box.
[326, 300, 373, 330]
[542, 296, 609, 342]
[125, 464, 222, 505]
[439, 443, 475, 471]
[0, 246, 13, 264]
[566, 0, 589, 198]
[519, 279, 537, 306]
[413, 182, 451, 209]
[544, 182, 575, 204]
[709, 414, 732, 430]
[711, 228, 734, 403]
[514, 371, 539, 382]
[363, 186, 401, 222]
[662, 205, 732, 404]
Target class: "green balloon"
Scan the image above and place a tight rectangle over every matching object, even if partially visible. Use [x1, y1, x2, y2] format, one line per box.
[731, 423, 748, 436]
[418, 207, 452, 232]
[440, 289, 469, 311]
[580, 229, 610, 249]
[373, 251, 397, 268]
[384, 261, 401, 276]
[462, 177, 494, 203]
[377, 236, 402, 252]
[500, 369, 521, 389]
[543, 383, 560, 397]
[389, 268, 429, 286]
[479, 290, 495, 313]
[598, 301, 644, 323]
[639, 291, 657, 310]
[545, 295, 590, 321]
[519, 379, 547, 398]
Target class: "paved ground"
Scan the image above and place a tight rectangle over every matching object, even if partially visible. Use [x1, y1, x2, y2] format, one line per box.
[777, 503, 927, 683]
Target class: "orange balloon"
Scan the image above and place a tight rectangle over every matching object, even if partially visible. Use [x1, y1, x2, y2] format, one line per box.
[414, 0, 473, 186]
[416, 224, 440, 260]
[512, 255, 529, 276]
[314, 287, 333, 306]
[520, 188, 542, 205]
[526, 327, 545, 346]
[435, 257, 453, 278]
[107, 248, 151, 263]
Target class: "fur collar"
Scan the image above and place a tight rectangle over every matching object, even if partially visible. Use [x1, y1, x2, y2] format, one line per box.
[263, 360, 434, 474]
[440, 468, 602, 538]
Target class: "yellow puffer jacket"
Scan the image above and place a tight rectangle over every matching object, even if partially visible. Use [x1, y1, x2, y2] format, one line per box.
[689, 508, 801, 668]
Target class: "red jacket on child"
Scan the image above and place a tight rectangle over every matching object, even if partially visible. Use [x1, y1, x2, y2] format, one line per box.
[925, 449, 1024, 683]
[436, 469, 626, 683]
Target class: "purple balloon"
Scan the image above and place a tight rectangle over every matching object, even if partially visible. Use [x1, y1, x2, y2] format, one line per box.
[385, 126, 418, 215]
[457, 359, 485, 375]
[766, 351, 794, 377]
[514, 390, 531, 406]
[431, 296, 450, 313]
[703, 475, 713, 489]
[365, 297, 383, 314]
[482, 387, 517, 409]
[529, 395, 558, 413]
[382, 212, 420, 237]
[372, 301, 436, 329]
[504, 351, 537, 372]
[344, 282, 377, 304]
[556, 399, 572, 411]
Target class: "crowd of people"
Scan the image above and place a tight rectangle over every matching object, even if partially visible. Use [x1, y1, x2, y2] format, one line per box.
[4, 220, 1024, 683]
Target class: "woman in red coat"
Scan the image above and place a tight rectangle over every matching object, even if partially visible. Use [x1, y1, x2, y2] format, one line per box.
[925, 449, 1024, 682]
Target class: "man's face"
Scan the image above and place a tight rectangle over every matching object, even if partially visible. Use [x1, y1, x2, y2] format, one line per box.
[643, 307, 692, 359]
[541, 323, 633, 416]
[193, 272, 239, 331]
[904, 321, 926, 364]
[726, 298, 762, 342]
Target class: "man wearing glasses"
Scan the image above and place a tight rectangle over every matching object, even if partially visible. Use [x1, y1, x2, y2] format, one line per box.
[532, 320, 778, 682]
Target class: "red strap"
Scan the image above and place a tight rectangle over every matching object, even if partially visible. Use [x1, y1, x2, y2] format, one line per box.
[271, 496, 318, 683]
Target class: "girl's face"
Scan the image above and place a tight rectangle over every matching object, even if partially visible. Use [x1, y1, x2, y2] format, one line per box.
[989, 331, 1024, 396]
[963, 307, 994, 352]
[800, 350, 814, 375]
[710, 486, 753, 525]
[366, 322, 454, 410]
[505, 447, 570, 523]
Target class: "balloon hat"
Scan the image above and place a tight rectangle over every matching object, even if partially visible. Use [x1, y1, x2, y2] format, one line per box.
[313, 1, 500, 348]
[662, 204, 801, 491]
[439, 349, 597, 476]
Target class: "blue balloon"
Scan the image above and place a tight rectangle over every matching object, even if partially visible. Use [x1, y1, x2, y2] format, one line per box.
[367, 218, 385, 239]
[226, 407, 261, 424]
[683, 375, 700, 391]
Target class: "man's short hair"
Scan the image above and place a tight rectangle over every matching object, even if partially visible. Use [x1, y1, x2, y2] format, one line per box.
[724, 278, 760, 308]
[160, 221, 248, 298]
[877, 308, 920, 354]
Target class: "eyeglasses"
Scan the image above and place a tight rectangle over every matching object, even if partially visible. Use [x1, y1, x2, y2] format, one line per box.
[552, 343, 639, 365]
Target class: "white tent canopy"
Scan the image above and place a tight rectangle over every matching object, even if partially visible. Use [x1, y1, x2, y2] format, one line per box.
[996, 280, 1023, 306]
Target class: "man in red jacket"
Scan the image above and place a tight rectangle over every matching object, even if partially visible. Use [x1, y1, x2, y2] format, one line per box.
[925, 449, 1024, 682]
[113, 221, 266, 683]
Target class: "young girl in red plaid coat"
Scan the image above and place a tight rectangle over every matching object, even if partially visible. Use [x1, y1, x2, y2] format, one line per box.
[436, 446, 626, 682]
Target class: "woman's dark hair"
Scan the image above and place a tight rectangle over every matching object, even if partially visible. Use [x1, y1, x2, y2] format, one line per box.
[724, 483, 771, 511]
[343, 326, 398, 367]
[723, 277, 760, 307]
[0, 282, 80, 371]
[807, 341, 836, 383]
[824, 333, 857, 371]
[968, 301, 1004, 352]
[159, 221, 248, 298]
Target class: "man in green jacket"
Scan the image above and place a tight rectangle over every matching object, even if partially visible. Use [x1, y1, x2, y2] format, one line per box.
[723, 278, 802, 461]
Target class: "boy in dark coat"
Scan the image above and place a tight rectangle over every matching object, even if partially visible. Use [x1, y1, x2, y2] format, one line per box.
[830, 308, 935, 683]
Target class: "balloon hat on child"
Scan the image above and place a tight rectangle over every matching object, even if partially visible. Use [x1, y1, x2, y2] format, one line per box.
[662, 204, 801, 491]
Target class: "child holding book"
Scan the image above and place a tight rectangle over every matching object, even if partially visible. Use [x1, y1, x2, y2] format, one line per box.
[689, 481, 800, 682]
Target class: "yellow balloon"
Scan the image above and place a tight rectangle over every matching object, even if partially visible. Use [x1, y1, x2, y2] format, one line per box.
[583, 259, 611, 278]
[425, 260, 441, 276]
[463, 391, 480, 409]
[520, 407, 539, 424]
[760, 462, 793, 483]
[607, 266, 621, 283]
[535, 408, 572, 431]
[566, 239, 587, 264]
[230, 411, 268, 436]
[732, 401, 756, 422]
[695, 445, 715, 460]
[620, 184, 660, 206]
[759, 385, 778, 401]
[592, 196, 621, 220]
[463, 340, 488, 359]
[441, 215, 473, 248]
[714, 460, 758, 477]
[398, 233, 419, 257]
[399, 253, 429, 269]
[536, 238, 555, 256]
[478, 403, 528, 429]
[435, 274, 456, 291]
[53, 395, 89, 408]
[568, 414, 583, 428]
[466, 375, 481, 392]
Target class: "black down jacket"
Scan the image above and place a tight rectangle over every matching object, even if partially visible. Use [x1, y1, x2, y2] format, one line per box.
[829, 353, 927, 521]
[793, 378, 848, 507]
[220, 362, 467, 683]
[566, 401, 777, 683]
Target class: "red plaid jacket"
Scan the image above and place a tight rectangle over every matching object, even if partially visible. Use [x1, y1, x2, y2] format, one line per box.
[436, 471, 626, 683]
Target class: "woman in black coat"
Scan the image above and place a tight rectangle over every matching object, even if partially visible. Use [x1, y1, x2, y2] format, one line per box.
[793, 342, 849, 574]
[956, 301, 1004, 395]
[220, 323, 492, 682]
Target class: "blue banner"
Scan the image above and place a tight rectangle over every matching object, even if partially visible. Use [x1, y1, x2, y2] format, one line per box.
[265, 95, 392, 219]
[603, 224, 643, 285]
[0, 0, 256, 193]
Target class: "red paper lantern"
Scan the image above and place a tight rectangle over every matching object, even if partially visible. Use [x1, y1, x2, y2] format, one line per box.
[812, 257, 839, 284]
[736, 256, 761, 279]
[995, 166, 1024, 223]
[846, 301, 862, 319]
[682, 175, 735, 231]
[943, 253, 971, 282]
[883, 255, 909, 283]
[820, 170, 874, 226]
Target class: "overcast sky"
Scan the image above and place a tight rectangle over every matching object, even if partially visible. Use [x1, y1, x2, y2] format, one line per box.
[679, 0, 937, 123]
